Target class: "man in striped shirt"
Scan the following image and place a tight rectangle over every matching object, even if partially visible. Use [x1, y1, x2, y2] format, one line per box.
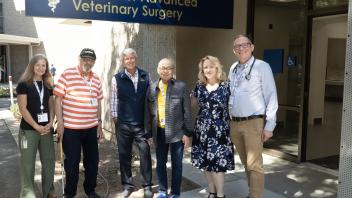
[54, 48, 104, 198]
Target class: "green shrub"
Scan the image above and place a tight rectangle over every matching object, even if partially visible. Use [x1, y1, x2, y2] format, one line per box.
[0, 86, 17, 98]
[0, 86, 9, 97]
[10, 103, 21, 120]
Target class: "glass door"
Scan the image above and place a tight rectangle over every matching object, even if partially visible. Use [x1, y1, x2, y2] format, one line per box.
[253, 0, 307, 161]
[306, 14, 347, 170]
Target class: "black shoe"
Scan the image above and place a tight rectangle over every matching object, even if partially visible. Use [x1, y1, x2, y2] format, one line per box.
[144, 187, 153, 198]
[208, 192, 217, 198]
[119, 188, 133, 198]
[85, 192, 101, 198]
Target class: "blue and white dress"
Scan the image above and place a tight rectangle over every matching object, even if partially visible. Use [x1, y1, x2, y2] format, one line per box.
[191, 81, 235, 172]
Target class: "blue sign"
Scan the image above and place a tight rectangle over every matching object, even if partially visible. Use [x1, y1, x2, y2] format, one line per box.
[263, 49, 284, 74]
[25, 0, 234, 29]
[287, 56, 297, 68]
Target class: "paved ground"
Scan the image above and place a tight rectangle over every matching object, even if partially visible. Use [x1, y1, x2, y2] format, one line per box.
[0, 97, 339, 198]
[0, 97, 15, 109]
[0, 119, 20, 198]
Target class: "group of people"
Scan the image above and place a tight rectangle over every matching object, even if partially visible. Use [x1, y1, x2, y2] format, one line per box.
[16, 34, 278, 198]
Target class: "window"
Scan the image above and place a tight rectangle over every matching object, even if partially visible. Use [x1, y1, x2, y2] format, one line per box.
[313, 0, 348, 9]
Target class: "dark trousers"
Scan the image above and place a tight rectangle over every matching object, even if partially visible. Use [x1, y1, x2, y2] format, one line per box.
[62, 127, 99, 197]
[116, 123, 152, 189]
[156, 128, 184, 196]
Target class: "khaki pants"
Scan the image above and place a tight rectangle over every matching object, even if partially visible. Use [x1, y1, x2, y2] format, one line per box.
[19, 129, 55, 198]
[231, 118, 264, 198]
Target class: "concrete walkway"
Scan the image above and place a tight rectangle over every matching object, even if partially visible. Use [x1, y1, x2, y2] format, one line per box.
[180, 152, 338, 198]
[0, 116, 20, 198]
[0, 105, 338, 198]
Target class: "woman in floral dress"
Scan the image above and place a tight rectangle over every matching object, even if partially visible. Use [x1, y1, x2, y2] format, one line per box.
[191, 55, 234, 198]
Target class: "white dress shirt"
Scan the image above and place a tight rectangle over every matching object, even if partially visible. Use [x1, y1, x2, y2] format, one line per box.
[228, 56, 278, 132]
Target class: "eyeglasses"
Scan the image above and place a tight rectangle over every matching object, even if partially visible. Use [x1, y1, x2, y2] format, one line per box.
[159, 66, 174, 71]
[81, 58, 95, 63]
[233, 42, 252, 51]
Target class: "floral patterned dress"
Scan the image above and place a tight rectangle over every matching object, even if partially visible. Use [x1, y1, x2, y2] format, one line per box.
[191, 81, 235, 172]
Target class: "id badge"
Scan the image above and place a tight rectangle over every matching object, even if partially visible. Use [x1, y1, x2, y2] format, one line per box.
[91, 99, 98, 106]
[160, 118, 165, 126]
[22, 136, 28, 149]
[37, 113, 48, 123]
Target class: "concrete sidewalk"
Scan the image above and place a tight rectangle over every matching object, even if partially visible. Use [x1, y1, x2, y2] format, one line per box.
[0, 114, 20, 198]
[180, 152, 338, 198]
[0, 107, 338, 198]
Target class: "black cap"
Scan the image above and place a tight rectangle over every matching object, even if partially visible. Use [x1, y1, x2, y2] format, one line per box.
[80, 48, 96, 60]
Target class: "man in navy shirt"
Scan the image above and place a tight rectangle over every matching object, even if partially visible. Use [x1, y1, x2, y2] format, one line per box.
[110, 48, 153, 198]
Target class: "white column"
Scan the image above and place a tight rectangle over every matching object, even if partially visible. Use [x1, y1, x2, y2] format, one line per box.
[338, 2, 352, 197]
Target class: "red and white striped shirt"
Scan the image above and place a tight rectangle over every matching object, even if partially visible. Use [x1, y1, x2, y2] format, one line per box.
[54, 66, 103, 129]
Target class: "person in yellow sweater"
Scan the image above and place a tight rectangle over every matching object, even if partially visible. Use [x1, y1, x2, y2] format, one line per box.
[149, 58, 193, 198]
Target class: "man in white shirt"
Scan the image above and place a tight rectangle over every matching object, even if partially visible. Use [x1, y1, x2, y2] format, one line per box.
[228, 35, 278, 198]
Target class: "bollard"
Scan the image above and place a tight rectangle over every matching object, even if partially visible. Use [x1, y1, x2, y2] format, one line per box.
[8, 75, 14, 106]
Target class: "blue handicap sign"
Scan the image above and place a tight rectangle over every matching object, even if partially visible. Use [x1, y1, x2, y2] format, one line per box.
[288, 56, 296, 67]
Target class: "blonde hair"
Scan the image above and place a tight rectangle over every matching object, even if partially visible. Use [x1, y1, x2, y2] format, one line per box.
[197, 55, 227, 84]
[18, 54, 53, 88]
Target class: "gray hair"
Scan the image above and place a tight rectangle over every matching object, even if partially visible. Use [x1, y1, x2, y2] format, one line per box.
[121, 48, 137, 59]
[233, 34, 253, 44]
[158, 57, 175, 69]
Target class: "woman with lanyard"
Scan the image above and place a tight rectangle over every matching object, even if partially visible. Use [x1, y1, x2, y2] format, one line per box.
[17, 54, 57, 198]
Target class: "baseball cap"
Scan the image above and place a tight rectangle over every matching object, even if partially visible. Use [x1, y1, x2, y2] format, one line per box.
[80, 48, 96, 60]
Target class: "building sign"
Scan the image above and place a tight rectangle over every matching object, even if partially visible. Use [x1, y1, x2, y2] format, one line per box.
[263, 49, 284, 74]
[26, 0, 234, 29]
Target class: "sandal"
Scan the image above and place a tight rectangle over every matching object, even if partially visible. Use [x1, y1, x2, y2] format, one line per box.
[208, 192, 217, 198]
[216, 195, 226, 198]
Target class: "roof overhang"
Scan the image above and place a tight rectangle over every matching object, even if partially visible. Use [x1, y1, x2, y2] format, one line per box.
[0, 34, 40, 45]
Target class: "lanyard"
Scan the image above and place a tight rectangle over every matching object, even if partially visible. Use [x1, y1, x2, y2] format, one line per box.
[78, 67, 93, 95]
[82, 76, 93, 95]
[158, 80, 167, 98]
[33, 81, 44, 112]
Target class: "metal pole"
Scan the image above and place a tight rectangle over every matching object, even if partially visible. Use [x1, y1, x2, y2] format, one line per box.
[8, 75, 13, 106]
[6, 45, 13, 106]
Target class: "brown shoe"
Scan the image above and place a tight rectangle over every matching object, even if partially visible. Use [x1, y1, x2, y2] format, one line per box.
[48, 192, 57, 198]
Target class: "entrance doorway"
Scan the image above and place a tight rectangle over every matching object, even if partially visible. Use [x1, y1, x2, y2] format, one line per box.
[306, 14, 347, 170]
[253, 0, 306, 161]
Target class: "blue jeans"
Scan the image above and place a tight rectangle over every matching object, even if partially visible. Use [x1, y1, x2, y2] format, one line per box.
[62, 127, 99, 197]
[156, 128, 184, 196]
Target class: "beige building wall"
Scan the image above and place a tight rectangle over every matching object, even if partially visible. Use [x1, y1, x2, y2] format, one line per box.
[175, 1, 247, 87]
